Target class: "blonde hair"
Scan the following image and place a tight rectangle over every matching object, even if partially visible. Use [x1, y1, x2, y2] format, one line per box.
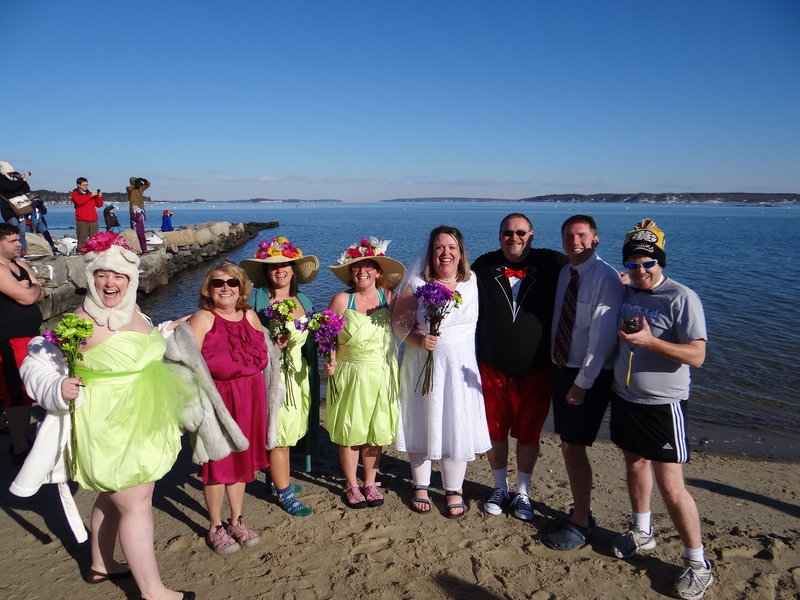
[199, 261, 252, 312]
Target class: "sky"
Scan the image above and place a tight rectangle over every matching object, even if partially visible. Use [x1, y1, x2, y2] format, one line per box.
[5, 0, 799, 202]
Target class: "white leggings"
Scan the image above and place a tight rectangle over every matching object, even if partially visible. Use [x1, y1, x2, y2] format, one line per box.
[409, 452, 467, 492]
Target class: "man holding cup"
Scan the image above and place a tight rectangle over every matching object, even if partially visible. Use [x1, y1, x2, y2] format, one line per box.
[610, 218, 714, 599]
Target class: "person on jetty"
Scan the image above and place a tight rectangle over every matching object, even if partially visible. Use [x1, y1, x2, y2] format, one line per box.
[70, 177, 103, 249]
[103, 204, 124, 233]
[15, 232, 195, 599]
[161, 209, 174, 232]
[242, 236, 320, 517]
[132, 206, 147, 253]
[0, 223, 44, 464]
[126, 176, 150, 228]
[392, 226, 490, 518]
[0, 162, 32, 255]
[29, 196, 63, 255]
[190, 261, 268, 554]
[324, 237, 405, 509]
[472, 213, 567, 521]
[610, 219, 714, 599]
[544, 215, 624, 550]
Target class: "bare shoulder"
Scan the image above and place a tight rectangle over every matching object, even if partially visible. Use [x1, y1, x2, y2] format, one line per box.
[15, 259, 37, 279]
[327, 291, 349, 315]
[245, 309, 263, 331]
[188, 309, 214, 331]
[381, 287, 394, 304]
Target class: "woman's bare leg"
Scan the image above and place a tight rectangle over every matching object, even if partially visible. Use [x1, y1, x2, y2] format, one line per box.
[110, 482, 183, 600]
[89, 492, 127, 575]
[361, 445, 382, 485]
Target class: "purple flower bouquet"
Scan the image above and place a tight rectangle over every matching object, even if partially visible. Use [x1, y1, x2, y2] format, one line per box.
[413, 282, 463, 395]
[295, 309, 346, 401]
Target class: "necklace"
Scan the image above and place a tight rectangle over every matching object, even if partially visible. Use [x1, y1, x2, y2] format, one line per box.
[435, 276, 458, 284]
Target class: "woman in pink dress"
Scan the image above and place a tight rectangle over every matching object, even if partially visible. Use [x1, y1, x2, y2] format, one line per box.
[189, 261, 269, 554]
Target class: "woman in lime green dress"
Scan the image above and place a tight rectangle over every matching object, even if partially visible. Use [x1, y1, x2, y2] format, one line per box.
[242, 236, 321, 517]
[325, 237, 405, 509]
[59, 235, 193, 600]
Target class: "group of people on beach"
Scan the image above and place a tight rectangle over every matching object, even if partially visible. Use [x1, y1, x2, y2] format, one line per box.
[0, 163, 172, 257]
[0, 210, 714, 600]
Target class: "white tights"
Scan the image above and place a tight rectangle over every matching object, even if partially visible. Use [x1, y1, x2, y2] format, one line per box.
[409, 452, 467, 492]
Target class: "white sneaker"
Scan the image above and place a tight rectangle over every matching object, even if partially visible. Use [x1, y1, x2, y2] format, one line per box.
[612, 523, 656, 558]
[482, 488, 510, 515]
[674, 559, 714, 599]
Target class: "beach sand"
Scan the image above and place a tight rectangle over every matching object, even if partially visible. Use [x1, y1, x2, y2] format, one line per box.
[1, 419, 799, 600]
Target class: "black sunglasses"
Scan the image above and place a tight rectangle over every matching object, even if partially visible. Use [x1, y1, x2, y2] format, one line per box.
[210, 278, 240, 288]
[502, 229, 530, 238]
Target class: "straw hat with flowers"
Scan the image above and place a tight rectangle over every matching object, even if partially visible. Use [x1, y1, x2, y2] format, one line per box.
[240, 237, 320, 288]
[328, 237, 405, 289]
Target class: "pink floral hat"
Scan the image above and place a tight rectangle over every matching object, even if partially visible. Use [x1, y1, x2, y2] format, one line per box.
[328, 237, 405, 289]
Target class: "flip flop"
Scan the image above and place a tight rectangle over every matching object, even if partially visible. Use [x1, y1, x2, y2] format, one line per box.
[84, 566, 133, 584]
[544, 520, 593, 551]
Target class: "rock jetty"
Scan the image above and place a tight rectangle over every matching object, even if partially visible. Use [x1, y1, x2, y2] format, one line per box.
[22, 221, 277, 327]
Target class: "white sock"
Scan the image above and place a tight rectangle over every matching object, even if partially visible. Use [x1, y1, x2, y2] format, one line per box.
[684, 545, 706, 566]
[516, 471, 532, 496]
[492, 469, 509, 491]
[632, 512, 652, 533]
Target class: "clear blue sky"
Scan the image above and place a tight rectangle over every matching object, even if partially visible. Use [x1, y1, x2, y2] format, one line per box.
[6, 0, 799, 202]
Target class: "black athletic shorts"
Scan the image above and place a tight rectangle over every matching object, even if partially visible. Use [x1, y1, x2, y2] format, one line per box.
[552, 367, 612, 446]
[609, 392, 690, 463]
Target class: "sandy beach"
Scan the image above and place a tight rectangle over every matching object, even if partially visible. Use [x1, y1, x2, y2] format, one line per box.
[1, 413, 799, 600]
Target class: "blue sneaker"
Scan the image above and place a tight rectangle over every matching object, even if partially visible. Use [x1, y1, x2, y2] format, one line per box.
[509, 493, 534, 521]
[483, 488, 510, 515]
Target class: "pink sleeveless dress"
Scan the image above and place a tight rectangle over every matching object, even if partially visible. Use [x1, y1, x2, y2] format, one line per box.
[199, 310, 269, 484]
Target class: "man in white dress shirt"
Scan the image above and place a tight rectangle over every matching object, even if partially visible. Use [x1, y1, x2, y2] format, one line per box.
[544, 215, 624, 550]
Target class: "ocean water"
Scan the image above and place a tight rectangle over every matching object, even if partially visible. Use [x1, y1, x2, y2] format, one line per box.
[38, 202, 800, 439]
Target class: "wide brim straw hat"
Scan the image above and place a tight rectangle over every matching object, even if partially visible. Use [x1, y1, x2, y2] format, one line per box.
[240, 236, 319, 287]
[327, 237, 406, 289]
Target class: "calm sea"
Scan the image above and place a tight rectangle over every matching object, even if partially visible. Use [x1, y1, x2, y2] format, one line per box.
[39, 202, 800, 447]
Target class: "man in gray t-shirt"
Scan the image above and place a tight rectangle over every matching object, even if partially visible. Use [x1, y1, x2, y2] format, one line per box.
[609, 219, 715, 600]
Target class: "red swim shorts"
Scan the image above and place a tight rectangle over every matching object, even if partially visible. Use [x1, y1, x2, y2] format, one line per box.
[479, 359, 553, 446]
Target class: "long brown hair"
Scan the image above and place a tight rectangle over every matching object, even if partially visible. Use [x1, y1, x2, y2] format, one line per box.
[422, 225, 470, 282]
[266, 262, 300, 298]
[199, 261, 252, 312]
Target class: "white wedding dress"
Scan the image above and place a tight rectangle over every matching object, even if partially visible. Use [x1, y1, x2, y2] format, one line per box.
[395, 273, 491, 462]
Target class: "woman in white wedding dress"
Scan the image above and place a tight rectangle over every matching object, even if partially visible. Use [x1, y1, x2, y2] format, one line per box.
[393, 225, 491, 518]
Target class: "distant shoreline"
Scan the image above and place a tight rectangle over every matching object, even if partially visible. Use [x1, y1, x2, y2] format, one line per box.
[30, 193, 800, 206]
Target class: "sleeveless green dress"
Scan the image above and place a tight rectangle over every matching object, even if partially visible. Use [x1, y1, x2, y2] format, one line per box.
[73, 329, 183, 492]
[278, 322, 312, 446]
[326, 291, 398, 446]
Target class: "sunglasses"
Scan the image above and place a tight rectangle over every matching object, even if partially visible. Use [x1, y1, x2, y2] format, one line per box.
[502, 229, 530, 238]
[210, 278, 240, 288]
[624, 260, 659, 270]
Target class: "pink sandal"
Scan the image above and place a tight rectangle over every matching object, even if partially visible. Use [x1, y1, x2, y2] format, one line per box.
[343, 484, 368, 509]
[363, 482, 384, 507]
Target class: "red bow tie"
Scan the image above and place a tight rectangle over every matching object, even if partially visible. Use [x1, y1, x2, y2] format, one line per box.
[504, 267, 526, 279]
